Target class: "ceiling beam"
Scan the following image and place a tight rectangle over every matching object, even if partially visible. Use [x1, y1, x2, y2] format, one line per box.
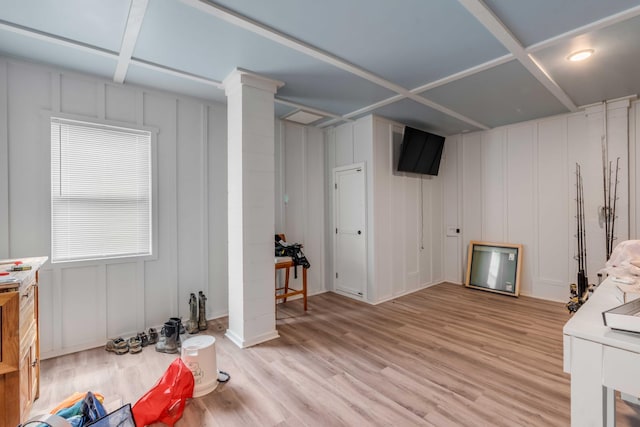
[411, 54, 512, 94]
[181, 0, 489, 131]
[113, 0, 149, 84]
[405, 93, 489, 129]
[181, 0, 407, 94]
[330, 54, 513, 129]
[342, 94, 405, 120]
[0, 19, 117, 59]
[129, 58, 225, 88]
[14, 0, 634, 130]
[129, 58, 340, 121]
[457, 0, 578, 112]
[527, 4, 640, 53]
[0, 15, 350, 122]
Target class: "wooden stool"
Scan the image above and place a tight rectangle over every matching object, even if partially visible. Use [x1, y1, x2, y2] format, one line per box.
[275, 235, 307, 311]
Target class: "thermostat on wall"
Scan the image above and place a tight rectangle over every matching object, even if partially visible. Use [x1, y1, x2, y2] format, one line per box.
[446, 226, 460, 237]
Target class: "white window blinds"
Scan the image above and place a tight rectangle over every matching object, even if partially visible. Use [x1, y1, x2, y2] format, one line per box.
[51, 118, 152, 263]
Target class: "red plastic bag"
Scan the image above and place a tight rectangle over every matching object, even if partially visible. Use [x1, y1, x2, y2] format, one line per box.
[132, 358, 195, 426]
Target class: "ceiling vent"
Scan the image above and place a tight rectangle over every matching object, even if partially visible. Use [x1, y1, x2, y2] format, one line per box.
[283, 110, 325, 125]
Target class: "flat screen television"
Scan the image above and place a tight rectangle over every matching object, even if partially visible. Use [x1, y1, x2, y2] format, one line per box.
[396, 126, 445, 176]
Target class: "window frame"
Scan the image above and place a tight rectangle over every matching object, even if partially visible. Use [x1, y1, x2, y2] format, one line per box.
[47, 112, 159, 266]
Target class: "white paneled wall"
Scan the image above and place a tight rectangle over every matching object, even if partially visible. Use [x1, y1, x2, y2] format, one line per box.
[442, 134, 462, 283]
[536, 117, 569, 297]
[207, 103, 229, 331]
[0, 58, 228, 358]
[0, 59, 7, 258]
[632, 102, 640, 238]
[460, 132, 483, 245]
[325, 115, 443, 304]
[0, 57, 325, 357]
[444, 99, 634, 301]
[481, 130, 506, 242]
[276, 122, 326, 298]
[506, 124, 535, 295]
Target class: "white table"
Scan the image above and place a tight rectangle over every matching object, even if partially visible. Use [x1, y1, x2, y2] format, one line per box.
[563, 277, 640, 426]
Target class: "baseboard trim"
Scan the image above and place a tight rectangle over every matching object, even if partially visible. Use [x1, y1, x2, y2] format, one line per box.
[372, 281, 446, 305]
[225, 328, 280, 348]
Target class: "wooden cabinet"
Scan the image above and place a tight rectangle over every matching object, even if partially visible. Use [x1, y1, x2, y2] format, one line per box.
[0, 257, 47, 427]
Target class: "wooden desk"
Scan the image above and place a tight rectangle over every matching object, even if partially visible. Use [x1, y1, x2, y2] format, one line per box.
[563, 277, 640, 426]
[275, 256, 307, 311]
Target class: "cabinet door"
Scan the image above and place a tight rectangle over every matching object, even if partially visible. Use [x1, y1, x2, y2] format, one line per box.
[0, 291, 20, 375]
[19, 347, 32, 422]
[29, 342, 38, 403]
[20, 282, 37, 345]
[33, 284, 40, 400]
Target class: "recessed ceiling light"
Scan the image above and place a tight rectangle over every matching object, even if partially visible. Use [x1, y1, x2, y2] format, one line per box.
[567, 49, 594, 62]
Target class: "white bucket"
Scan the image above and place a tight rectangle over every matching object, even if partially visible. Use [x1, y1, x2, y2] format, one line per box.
[180, 335, 217, 397]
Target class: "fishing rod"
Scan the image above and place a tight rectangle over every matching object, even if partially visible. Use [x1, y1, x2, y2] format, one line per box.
[577, 165, 585, 296]
[607, 157, 620, 260]
[575, 164, 582, 275]
[578, 165, 588, 284]
[568, 163, 588, 312]
[602, 133, 609, 259]
[580, 164, 588, 298]
[608, 161, 613, 258]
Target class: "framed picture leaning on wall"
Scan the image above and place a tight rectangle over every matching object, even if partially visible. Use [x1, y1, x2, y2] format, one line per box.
[465, 241, 523, 297]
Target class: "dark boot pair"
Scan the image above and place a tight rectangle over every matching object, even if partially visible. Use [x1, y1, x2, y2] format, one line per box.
[155, 317, 184, 354]
[186, 292, 209, 334]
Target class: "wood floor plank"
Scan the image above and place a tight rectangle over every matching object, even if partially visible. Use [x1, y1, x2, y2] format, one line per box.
[30, 283, 640, 426]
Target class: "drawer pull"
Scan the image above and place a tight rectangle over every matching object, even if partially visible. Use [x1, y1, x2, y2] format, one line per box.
[22, 285, 34, 298]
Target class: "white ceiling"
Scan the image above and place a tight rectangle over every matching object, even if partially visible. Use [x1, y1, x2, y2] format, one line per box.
[1, 0, 639, 135]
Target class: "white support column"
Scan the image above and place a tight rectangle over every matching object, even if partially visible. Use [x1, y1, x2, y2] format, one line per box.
[223, 69, 283, 348]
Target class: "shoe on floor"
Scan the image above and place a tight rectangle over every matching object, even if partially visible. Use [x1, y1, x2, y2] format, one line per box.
[128, 336, 142, 354]
[155, 321, 179, 354]
[105, 337, 128, 355]
[137, 331, 149, 347]
[148, 328, 159, 344]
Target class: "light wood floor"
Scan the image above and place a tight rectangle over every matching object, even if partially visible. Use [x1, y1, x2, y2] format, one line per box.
[31, 283, 640, 426]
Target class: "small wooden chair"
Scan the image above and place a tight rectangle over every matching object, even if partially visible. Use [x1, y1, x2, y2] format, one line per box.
[275, 234, 307, 311]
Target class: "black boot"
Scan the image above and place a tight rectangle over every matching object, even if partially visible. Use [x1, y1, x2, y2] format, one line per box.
[186, 293, 199, 334]
[170, 317, 185, 335]
[198, 291, 208, 331]
[155, 322, 178, 354]
[168, 318, 182, 349]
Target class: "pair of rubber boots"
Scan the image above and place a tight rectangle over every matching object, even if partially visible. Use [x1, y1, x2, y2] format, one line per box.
[186, 291, 208, 334]
[155, 317, 183, 354]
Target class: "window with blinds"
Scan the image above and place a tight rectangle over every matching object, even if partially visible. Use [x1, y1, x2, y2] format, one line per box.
[50, 117, 152, 263]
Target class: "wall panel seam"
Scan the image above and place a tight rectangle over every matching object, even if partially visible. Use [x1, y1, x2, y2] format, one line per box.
[0, 59, 8, 258]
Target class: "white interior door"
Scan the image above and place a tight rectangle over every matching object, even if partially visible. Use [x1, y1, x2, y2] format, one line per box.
[333, 164, 366, 299]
